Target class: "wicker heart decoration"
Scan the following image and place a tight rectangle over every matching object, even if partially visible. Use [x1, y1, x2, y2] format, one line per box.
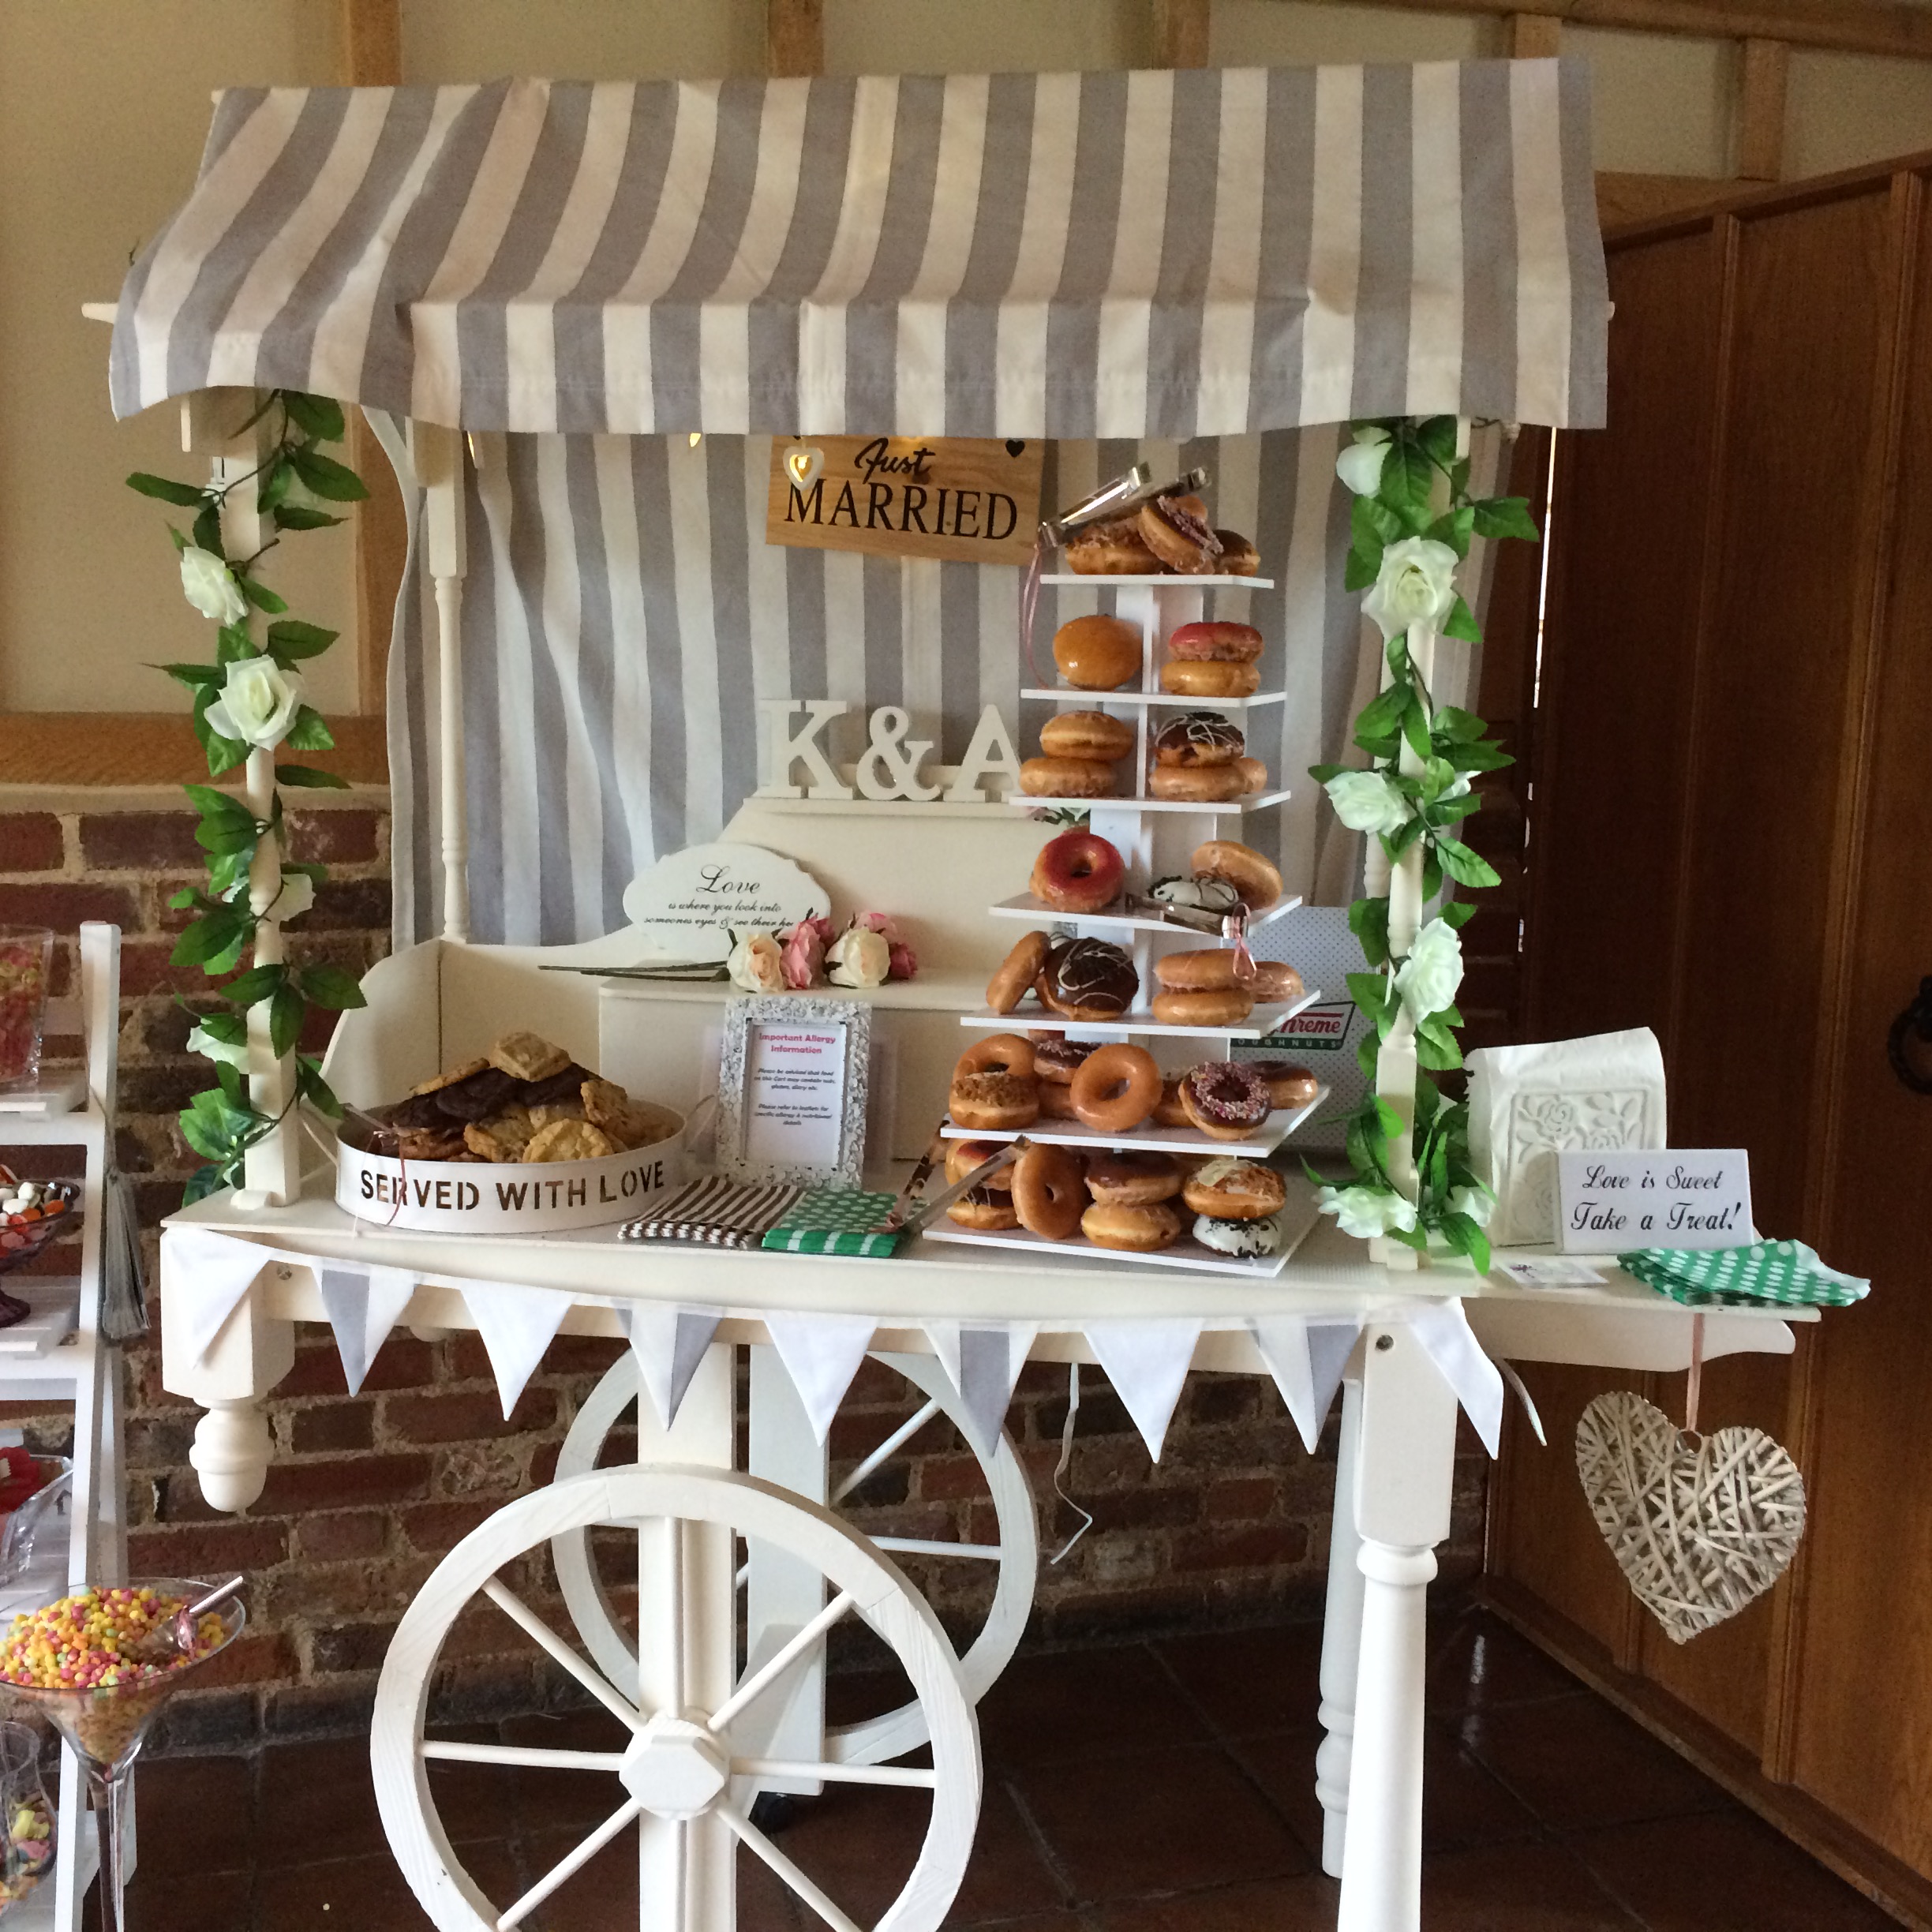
[1575, 1390, 1807, 1644]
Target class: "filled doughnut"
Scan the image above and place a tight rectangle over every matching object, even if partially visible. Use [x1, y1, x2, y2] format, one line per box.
[1191, 840, 1283, 911]
[1178, 1061, 1273, 1141]
[1034, 1037, 1096, 1086]
[1152, 712, 1244, 767]
[1036, 938, 1139, 1020]
[1247, 961, 1305, 1003]
[987, 930, 1050, 1013]
[1151, 987, 1254, 1028]
[1053, 613, 1144, 690]
[1081, 1200, 1182, 1251]
[946, 1139, 1016, 1189]
[1030, 829, 1126, 913]
[1139, 496, 1223, 575]
[1041, 710, 1136, 762]
[1193, 1212, 1283, 1256]
[1213, 530, 1261, 577]
[1155, 949, 1243, 991]
[1013, 1142, 1088, 1241]
[1181, 1156, 1287, 1220]
[1234, 756, 1269, 795]
[1167, 621, 1263, 664]
[1245, 1058, 1320, 1109]
[1149, 764, 1247, 803]
[1085, 1150, 1181, 1206]
[1161, 659, 1261, 699]
[1021, 756, 1116, 799]
[949, 1072, 1039, 1131]
[957, 1034, 1036, 1080]
[949, 1189, 1021, 1230]
[1069, 1043, 1163, 1133]
[1064, 515, 1159, 575]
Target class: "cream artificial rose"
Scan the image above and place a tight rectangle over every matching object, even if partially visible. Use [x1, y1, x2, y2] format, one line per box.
[1335, 426, 1391, 497]
[1448, 1181, 1496, 1227]
[179, 546, 249, 626]
[1316, 1184, 1418, 1241]
[1325, 769, 1410, 837]
[726, 933, 785, 994]
[185, 1023, 249, 1070]
[204, 656, 305, 751]
[275, 871, 316, 921]
[826, 926, 889, 989]
[1392, 917, 1464, 1020]
[1362, 537, 1459, 641]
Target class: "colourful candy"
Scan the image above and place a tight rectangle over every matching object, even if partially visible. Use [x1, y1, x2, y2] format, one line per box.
[0, 1587, 225, 1690]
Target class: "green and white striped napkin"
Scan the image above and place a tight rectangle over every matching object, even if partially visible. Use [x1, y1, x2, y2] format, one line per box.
[1619, 1239, 1869, 1309]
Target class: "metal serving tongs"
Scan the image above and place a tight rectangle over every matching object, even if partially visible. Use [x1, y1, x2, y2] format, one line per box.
[1037, 463, 1211, 546]
[879, 1133, 1031, 1237]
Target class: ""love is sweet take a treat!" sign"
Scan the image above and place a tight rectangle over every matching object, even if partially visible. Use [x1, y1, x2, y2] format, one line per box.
[1555, 1148, 1753, 1253]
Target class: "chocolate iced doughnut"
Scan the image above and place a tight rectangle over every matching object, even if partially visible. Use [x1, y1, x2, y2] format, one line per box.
[1036, 937, 1139, 1021]
[1153, 711, 1245, 768]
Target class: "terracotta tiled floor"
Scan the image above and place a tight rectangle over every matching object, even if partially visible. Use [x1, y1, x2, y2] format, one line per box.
[87, 1607, 1896, 1931]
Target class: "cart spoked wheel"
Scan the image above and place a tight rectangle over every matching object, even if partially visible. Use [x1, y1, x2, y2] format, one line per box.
[551, 1350, 1037, 1765]
[375, 1467, 981, 1932]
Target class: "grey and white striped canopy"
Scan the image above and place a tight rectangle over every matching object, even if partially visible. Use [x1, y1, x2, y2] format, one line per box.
[114, 61, 1606, 436]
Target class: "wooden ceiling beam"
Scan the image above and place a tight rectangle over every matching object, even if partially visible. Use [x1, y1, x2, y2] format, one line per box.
[1509, 13, 1567, 55]
[768, 0, 825, 78]
[1154, 0, 1214, 68]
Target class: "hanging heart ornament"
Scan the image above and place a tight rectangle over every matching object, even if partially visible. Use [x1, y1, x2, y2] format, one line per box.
[785, 444, 825, 489]
[1574, 1391, 1806, 1644]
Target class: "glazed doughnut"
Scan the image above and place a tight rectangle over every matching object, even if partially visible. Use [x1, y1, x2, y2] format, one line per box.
[1064, 515, 1159, 575]
[1162, 659, 1261, 699]
[987, 930, 1050, 1014]
[1154, 1077, 1191, 1127]
[1021, 756, 1116, 799]
[1246, 1058, 1320, 1109]
[1155, 949, 1242, 991]
[1178, 1061, 1274, 1141]
[1166, 621, 1264, 664]
[949, 1072, 1039, 1131]
[1033, 1037, 1096, 1085]
[1013, 1142, 1088, 1241]
[1247, 961, 1305, 1003]
[1152, 712, 1244, 767]
[1041, 710, 1136, 762]
[1037, 938, 1138, 1020]
[1151, 987, 1255, 1028]
[1085, 1150, 1181, 1206]
[1036, 1079, 1080, 1119]
[1031, 829, 1125, 913]
[949, 1189, 1020, 1230]
[1081, 1200, 1182, 1251]
[1181, 1156, 1287, 1221]
[1069, 1043, 1162, 1133]
[1214, 530, 1261, 577]
[1139, 496, 1223, 575]
[946, 1139, 1015, 1189]
[1193, 1212, 1283, 1256]
[1235, 757, 1269, 795]
[957, 1034, 1036, 1081]
[1191, 841, 1283, 911]
[1053, 613, 1143, 691]
[1149, 765, 1248, 803]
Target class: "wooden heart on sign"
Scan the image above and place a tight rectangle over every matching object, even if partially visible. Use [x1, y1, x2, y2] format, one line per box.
[1574, 1391, 1806, 1645]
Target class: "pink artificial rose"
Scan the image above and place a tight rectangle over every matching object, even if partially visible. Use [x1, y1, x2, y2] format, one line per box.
[780, 915, 832, 990]
[852, 912, 918, 981]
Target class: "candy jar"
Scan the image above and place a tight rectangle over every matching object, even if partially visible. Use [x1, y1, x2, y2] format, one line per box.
[0, 933, 52, 1093]
[0, 1722, 54, 1914]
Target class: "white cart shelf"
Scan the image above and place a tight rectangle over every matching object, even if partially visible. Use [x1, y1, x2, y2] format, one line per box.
[987, 890, 1304, 934]
[1020, 687, 1289, 710]
[938, 1084, 1330, 1159]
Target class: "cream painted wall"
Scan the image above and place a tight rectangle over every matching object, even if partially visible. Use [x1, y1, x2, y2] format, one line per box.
[2, 0, 1930, 717]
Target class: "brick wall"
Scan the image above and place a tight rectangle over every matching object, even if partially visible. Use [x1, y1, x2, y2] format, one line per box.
[0, 790, 1488, 1748]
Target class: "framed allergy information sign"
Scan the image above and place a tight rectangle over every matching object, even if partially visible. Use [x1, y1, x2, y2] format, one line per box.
[717, 997, 871, 1189]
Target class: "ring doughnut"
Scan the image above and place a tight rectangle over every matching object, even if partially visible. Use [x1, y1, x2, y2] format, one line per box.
[1021, 756, 1116, 799]
[1166, 621, 1263, 664]
[957, 1034, 1036, 1081]
[1181, 1156, 1287, 1221]
[1178, 1061, 1273, 1141]
[1036, 1080, 1080, 1119]
[1191, 840, 1283, 911]
[1084, 1150, 1181, 1207]
[1139, 496, 1223, 575]
[1245, 1058, 1320, 1109]
[1154, 949, 1242, 992]
[1041, 710, 1136, 762]
[1033, 1038, 1096, 1085]
[949, 1189, 1020, 1230]
[1152, 712, 1244, 767]
[1031, 829, 1126, 914]
[1037, 938, 1138, 1020]
[1151, 987, 1254, 1028]
[1068, 1043, 1162, 1134]
[1161, 660, 1260, 699]
[1213, 530, 1260, 577]
[1248, 961, 1305, 1003]
[1149, 765, 1247, 803]
[1081, 1200, 1182, 1251]
[987, 931, 1049, 1014]
[946, 1140, 1016, 1189]
[1013, 1142, 1088, 1241]
[1154, 1077, 1191, 1127]
[949, 1072, 1039, 1131]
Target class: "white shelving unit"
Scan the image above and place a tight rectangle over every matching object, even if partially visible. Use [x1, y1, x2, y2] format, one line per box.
[0, 924, 129, 1932]
[928, 568, 1326, 1277]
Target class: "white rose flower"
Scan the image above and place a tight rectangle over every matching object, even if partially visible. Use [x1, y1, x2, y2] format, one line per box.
[185, 1023, 249, 1070]
[204, 656, 305, 751]
[1392, 917, 1464, 1020]
[826, 926, 890, 989]
[275, 871, 316, 922]
[1316, 1183, 1419, 1241]
[726, 933, 785, 994]
[1448, 1182, 1496, 1227]
[1335, 425, 1391, 497]
[179, 546, 249, 626]
[1325, 769, 1411, 837]
[1362, 536, 1460, 641]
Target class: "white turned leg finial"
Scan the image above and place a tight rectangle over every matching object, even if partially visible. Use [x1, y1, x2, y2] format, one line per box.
[189, 1399, 273, 1514]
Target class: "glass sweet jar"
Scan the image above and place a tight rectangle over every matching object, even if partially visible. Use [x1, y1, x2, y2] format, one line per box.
[0, 1722, 54, 1914]
[0, 933, 53, 1093]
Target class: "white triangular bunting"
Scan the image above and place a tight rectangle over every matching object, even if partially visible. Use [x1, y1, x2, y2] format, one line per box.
[461, 1282, 575, 1418]
[763, 1312, 878, 1442]
[318, 1264, 418, 1396]
[1083, 1320, 1203, 1462]
[622, 1305, 724, 1430]
[163, 1226, 273, 1366]
[1252, 1316, 1315, 1452]
[1408, 1302, 1507, 1457]
[1307, 1320, 1365, 1445]
[925, 1322, 1037, 1457]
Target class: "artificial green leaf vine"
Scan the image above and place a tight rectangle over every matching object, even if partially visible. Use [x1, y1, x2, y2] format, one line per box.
[1309, 416, 1541, 1272]
[130, 390, 372, 1202]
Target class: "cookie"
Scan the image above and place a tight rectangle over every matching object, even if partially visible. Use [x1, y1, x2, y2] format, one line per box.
[524, 1119, 616, 1163]
[432, 1067, 521, 1123]
[386, 1091, 451, 1132]
[488, 1032, 572, 1083]
[527, 1100, 586, 1129]
[395, 1127, 466, 1162]
[462, 1106, 535, 1163]
[409, 1058, 489, 1096]
[518, 1061, 595, 1107]
[580, 1079, 650, 1150]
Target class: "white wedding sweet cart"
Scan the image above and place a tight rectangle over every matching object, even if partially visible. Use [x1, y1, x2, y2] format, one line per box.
[109, 55, 1810, 1932]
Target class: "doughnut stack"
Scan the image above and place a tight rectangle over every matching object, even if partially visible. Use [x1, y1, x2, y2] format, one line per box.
[1061, 492, 1260, 579]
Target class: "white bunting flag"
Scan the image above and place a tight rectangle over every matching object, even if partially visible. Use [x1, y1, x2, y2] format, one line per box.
[461, 1282, 576, 1418]
[162, 1225, 274, 1366]
[1083, 1320, 1204, 1461]
[317, 1264, 419, 1395]
[622, 1305, 724, 1430]
[1251, 1316, 1365, 1454]
[1408, 1301, 1507, 1457]
[763, 1312, 878, 1442]
[925, 1322, 1038, 1457]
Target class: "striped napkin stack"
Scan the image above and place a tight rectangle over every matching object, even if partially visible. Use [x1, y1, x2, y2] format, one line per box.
[621, 1176, 803, 1249]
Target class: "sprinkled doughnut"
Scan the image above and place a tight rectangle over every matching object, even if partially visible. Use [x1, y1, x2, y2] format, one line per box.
[1178, 1061, 1274, 1141]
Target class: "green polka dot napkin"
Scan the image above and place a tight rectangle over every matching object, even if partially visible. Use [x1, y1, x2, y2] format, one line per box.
[1619, 1240, 1870, 1309]
[761, 1187, 907, 1258]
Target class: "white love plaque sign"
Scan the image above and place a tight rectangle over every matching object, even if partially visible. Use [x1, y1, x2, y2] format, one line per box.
[620, 842, 829, 961]
[1555, 1148, 1753, 1253]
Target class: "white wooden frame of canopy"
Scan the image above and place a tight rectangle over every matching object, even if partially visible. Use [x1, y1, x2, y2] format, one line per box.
[138, 390, 1791, 1932]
